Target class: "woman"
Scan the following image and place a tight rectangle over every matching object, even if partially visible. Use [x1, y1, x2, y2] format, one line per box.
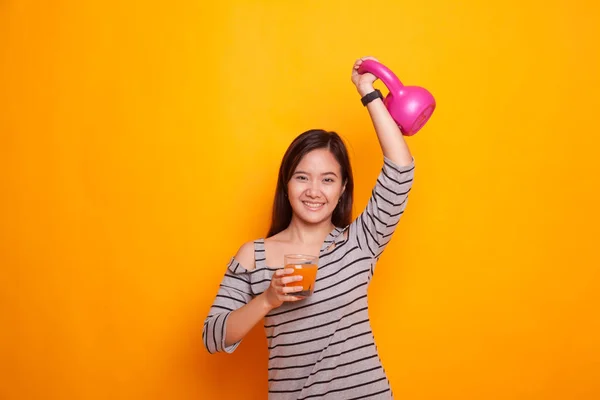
[203, 56, 416, 399]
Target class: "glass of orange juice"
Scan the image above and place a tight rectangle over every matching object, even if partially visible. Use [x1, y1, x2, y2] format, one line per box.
[284, 254, 319, 297]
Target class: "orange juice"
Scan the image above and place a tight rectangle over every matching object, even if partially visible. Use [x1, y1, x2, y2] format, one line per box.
[284, 264, 318, 297]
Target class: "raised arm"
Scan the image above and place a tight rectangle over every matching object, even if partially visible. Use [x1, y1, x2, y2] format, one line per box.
[351, 56, 413, 167]
[350, 56, 416, 261]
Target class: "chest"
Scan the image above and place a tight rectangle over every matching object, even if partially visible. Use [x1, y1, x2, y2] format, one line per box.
[263, 233, 346, 268]
[263, 248, 372, 336]
[264, 243, 323, 268]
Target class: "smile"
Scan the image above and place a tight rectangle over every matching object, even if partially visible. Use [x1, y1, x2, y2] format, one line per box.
[302, 201, 325, 210]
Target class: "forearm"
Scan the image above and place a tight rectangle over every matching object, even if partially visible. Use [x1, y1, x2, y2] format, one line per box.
[224, 292, 272, 347]
[359, 85, 413, 167]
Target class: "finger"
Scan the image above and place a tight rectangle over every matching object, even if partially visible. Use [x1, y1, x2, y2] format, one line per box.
[281, 285, 303, 295]
[283, 295, 304, 302]
[275, 268, 295, 277]
[280, 275, 302, 286]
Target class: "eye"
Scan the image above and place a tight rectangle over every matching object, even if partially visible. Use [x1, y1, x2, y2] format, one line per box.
[295, 175, 308, 181]
[323, 178, 335, 183]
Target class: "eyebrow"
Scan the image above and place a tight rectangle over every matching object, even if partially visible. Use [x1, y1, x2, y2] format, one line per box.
[293, 170, 339, 178]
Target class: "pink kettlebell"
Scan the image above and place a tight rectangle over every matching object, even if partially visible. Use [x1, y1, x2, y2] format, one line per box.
[358, 59, 436, 136]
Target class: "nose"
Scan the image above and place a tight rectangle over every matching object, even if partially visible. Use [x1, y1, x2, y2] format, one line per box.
[305, 180, 322, 198]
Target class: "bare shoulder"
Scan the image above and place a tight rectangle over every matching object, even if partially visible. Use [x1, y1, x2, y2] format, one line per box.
[234, 241, 256, 271]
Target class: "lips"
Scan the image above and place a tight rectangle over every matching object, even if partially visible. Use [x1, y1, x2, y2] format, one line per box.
[302, 201, 325, 211]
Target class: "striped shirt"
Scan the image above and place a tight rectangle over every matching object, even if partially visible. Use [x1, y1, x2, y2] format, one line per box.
[204, 156, 415, 399]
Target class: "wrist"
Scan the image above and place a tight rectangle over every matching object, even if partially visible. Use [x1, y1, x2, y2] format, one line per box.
[360, 89, 384, 107]
[357, 84, 375, 97]
[258, 291, 276, 313]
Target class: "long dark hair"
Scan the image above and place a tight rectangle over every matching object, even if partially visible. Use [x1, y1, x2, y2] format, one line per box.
[266, 129, 354, 238]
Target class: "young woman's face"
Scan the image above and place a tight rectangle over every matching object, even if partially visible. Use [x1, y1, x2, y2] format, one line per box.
[287, 148, 346, 226]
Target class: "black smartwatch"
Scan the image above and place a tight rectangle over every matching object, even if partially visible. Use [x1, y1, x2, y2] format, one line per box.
[361, 89, 384, 106]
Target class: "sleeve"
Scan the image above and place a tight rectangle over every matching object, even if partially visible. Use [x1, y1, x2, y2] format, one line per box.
[353, 156, 415, 260]
[202, 257, 254, 354]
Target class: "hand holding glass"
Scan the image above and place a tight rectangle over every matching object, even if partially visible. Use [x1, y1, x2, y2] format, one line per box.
[283, 254, 318, 298]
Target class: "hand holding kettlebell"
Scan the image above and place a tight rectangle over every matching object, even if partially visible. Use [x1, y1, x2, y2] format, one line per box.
[354, 56, 436, 136]
[351, 56, 380, 96]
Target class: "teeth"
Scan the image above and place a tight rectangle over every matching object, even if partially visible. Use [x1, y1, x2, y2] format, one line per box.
[303, 202, 324, 208]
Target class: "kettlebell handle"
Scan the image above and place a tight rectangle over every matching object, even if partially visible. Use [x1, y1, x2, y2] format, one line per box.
[357, 60, 403, 93]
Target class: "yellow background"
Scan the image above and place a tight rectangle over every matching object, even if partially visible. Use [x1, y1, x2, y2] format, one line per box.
[1, 1, 599, 399]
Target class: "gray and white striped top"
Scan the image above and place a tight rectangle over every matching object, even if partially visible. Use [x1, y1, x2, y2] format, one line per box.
[204, 156, 415, 399]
